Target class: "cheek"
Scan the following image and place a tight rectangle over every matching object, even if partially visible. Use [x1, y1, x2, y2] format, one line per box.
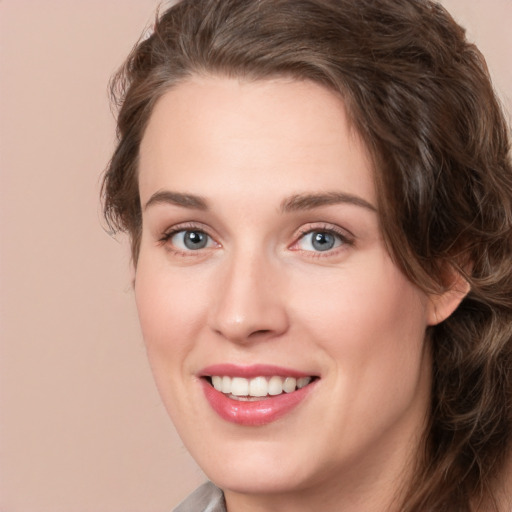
[291, 253, 429, 391]
[287, 256, 431, 455]
[134, 255, 208, 362]
[133, 254, 213, 426]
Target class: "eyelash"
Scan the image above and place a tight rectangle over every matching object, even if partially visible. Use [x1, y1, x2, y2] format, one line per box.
[158, 223, 354, 257]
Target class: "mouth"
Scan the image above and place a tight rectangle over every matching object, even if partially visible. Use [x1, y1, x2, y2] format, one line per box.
[199, 365, 319, 426]
[205, 375, 316, 401]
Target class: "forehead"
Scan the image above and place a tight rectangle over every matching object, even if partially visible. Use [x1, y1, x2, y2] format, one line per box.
[138, 75, 375, 206]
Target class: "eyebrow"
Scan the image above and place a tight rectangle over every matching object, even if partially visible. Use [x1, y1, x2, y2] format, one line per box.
[143, 190, 209, 211]
[280, 192, 377, 213]
[143, 189, 376, 213]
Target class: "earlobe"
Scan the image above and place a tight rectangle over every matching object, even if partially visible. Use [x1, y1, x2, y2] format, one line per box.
[426, 272, 471, 326]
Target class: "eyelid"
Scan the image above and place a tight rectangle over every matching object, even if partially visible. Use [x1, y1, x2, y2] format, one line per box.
[159, 221, 208, 240]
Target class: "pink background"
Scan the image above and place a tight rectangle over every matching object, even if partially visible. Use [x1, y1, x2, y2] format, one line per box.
[0, 1, 510, 511]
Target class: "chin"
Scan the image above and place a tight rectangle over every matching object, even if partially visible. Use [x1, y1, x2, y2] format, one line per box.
[208, 464, 314, 496]
[189, 437, 327, 496]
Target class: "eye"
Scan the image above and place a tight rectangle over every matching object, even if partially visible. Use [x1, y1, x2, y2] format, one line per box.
[168, 229, 215, 251]
[296, 229, 345, 252]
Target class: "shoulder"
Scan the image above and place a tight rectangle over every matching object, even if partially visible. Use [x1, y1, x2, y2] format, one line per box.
[173, 481, 226, 512]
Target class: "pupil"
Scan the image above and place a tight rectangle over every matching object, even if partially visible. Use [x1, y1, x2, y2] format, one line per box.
[312, 232, 335, 251]
[184, 231, 207, 249]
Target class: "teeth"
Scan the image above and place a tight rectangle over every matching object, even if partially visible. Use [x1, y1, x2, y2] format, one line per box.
[249, 376, 268, 397]
[297, 377, 311, 389]
[283, 377, 297, 393]
[268, 376, 283, 395]
[209, 375, 313, 397]
[221, 376, 231, 393]
[231, 377, 249, 396]
[212, 376, 222, 391]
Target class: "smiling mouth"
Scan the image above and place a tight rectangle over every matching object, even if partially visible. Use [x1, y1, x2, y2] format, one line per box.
[205, 375, 318, 401]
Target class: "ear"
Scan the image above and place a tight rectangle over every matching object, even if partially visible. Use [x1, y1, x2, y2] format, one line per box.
[426, 270, 471, 326]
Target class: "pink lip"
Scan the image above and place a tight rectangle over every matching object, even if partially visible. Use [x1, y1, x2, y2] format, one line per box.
[199, 363, 312, 379]
[198, 364, 318, 427]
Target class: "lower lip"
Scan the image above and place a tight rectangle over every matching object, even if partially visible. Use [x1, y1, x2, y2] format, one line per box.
[201, 379, 315, 426]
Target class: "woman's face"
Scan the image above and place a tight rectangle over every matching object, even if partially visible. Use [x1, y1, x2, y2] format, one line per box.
[136, 76, 438, 501]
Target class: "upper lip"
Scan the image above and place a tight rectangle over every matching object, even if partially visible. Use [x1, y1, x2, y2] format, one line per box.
[199, 363, 317, 379]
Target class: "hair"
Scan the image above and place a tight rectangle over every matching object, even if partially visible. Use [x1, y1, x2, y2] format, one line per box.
[102, 0, 512, 509]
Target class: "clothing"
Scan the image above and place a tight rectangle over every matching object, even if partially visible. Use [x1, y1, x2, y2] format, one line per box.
[173, 481, 226, 512]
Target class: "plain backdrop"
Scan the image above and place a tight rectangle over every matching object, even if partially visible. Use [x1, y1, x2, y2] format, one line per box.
[0, 1, 511, 511]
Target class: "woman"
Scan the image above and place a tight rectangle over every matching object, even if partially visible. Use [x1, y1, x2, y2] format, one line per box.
[102, 0, 512, 510]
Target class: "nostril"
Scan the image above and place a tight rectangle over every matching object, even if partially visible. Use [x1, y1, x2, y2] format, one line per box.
[249, 329, 272, 337]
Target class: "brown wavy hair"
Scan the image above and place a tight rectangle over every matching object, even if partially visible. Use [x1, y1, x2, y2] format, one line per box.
[102, 0, 512, 509]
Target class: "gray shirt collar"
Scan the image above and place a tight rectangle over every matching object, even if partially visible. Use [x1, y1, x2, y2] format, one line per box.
[173, 482, 226, 512]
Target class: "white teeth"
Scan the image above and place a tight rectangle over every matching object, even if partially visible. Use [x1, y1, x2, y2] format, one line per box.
[283, 377, 297, 393]
[249, 376, 268, 397]
[209, 375, 314, 397]
[268, 376, 283, 395]
[297, 377, 312, 389]
[231, 377, 249, 396]
[212, 376, 222, 391]
[221, 376, 231, 393]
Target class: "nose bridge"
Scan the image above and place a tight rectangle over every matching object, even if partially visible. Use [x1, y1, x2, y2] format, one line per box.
[209, 243, 288, 343]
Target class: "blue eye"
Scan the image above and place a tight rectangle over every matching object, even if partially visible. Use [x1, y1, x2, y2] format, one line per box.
[297, 230, 344, 252]
[170, 230, 213, 250]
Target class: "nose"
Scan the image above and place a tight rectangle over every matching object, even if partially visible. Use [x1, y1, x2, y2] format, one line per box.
[208, 249, 289, 344]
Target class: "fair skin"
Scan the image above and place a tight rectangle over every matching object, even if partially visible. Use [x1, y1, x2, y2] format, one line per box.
[135, 76, 464, 512]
